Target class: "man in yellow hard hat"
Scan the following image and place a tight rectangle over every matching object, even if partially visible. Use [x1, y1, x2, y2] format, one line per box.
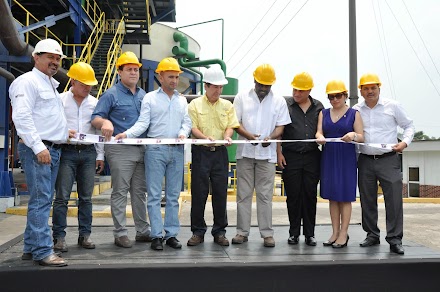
[232, 64, 291, 247]
[92, 52, 152, 248]
[277, 72, 324, 247]
[9, 38, 73, 267]
[353, 73, 414, 255]
[115, 57, 191, 251]
[186, 66, 240, 247]
[52, 62, 104, 253]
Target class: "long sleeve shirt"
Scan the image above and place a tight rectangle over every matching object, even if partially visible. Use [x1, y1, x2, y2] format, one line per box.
[61, 89, 104, 160]
[9, 67, 68, 155]
[353, 96, 415, 155]
[125, 88, 192, 138]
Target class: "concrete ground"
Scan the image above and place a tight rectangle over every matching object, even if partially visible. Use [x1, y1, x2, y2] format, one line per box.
[2, 192, 440, 252]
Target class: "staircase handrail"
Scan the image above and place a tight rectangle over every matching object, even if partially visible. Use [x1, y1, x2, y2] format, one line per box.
[63, 12, 106, 92]
[96, 17, 126, 98]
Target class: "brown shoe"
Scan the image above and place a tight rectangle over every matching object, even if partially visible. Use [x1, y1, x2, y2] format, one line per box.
[214, 235, 229, 246]
[78, 235, 96, 249]
[264, 236, 275, 247]
[114, 235, 133, 248]
[135, 233, 153, 242]
[38, 253, 67, 267]
[22, 251, 61, 260]
[53, 237, 68, 252]
[187, 234, 204, 246]
[232, 234, 248, 244]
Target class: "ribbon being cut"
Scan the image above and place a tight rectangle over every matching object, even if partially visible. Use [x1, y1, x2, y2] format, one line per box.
[71, 133, 393, 151]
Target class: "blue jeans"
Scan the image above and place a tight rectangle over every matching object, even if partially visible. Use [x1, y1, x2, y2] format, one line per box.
[18, 143, 61, 261]
[52, 146, 96, 239]
[145, 145, 183, 239]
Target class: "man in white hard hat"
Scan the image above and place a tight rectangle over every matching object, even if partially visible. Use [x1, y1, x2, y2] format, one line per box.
[9, 38, 74, 267]
[52, 62, 104, 253]
[186, 66, 240, 247]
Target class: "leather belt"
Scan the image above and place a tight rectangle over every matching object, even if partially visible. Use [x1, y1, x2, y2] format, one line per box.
[196, 145, 225, 152]
[42, 140, 62, 149]
[361, 152, 396, 160]
[62, 144, 95, 151]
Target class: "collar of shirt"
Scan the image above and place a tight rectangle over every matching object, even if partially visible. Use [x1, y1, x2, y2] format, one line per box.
[32, 67, 60, 89]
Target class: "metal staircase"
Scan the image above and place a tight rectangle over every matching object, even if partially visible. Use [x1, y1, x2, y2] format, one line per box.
[90, 33, 115, 96]
[122, 0, 151, 44]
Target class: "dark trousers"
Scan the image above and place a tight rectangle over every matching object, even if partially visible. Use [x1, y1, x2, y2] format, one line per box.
[358, 153, 403, 245]
[190, 146, 229, 237]
[282, 150, 320, 237]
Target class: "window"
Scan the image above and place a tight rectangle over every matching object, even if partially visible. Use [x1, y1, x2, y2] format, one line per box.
[408, 167, 420, 197]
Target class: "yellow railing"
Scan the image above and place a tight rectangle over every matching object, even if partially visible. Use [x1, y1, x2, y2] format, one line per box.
[185, 162, 285, 196]
[82, 0, 102, 24]
[95, 17, 125, 97]
[12, 0, 102, 65]
[63, 12, 106, 92]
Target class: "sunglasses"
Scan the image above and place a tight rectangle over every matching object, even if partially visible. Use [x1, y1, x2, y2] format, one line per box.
[328, 93, 345, 100]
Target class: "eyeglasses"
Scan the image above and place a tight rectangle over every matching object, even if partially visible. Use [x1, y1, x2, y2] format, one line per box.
[328, 93, 345, 100]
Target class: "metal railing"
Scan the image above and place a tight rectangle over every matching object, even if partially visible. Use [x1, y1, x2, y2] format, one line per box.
[95, 17, 125, 97]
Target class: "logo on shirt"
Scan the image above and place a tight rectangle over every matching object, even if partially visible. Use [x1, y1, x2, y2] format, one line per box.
[15, 94, 24, 98]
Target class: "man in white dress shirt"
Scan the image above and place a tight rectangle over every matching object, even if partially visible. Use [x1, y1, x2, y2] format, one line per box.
[52, 62, 104, 252]
[353, 73, 414, 255]
[232, 64, 291, 247]
[9, 38, 72, 267]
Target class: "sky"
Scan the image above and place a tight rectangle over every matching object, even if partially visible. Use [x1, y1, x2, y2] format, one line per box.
[165, 0, 440, 138]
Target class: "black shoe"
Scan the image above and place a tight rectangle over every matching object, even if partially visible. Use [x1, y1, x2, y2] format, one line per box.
[305, 236, 317, 246]
[166, 237, 182, 249]
[287, 236, 299, 245]
[332, 235, 349, 248]
[359, 237, 380, 247]
[151, 238, 163, 251]
[390, 244, 404, 255]
[323, 239, 336, 247]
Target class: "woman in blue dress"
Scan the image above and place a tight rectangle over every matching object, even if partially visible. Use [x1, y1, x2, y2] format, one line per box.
[315, 80, 364, 248]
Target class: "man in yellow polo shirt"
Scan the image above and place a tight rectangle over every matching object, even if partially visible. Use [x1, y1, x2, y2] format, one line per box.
[187, 66, 240, 247]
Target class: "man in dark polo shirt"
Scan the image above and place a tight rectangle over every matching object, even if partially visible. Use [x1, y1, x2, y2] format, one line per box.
[277, 72, 323, 246]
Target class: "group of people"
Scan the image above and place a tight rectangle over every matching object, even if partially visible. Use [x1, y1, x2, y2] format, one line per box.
[8, 38, 414, 268]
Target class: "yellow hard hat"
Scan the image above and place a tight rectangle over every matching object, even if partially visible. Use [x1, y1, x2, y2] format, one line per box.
[358, 73, 381, 88]
[326, 80, 347, 94]
[253, 64, 276, 85]
[116, 51, 142, 69]
[155, 57, 183, 73]
[67, 62, 98, 86]
[291, 72, 314, 90]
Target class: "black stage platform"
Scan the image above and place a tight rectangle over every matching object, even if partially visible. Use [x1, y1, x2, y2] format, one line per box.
[1, 225, 439, 291]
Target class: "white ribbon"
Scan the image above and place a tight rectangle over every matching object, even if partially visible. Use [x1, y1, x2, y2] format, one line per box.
[70, 133, 393, 150]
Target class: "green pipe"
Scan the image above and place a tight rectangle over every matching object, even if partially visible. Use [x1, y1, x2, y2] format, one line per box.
[185, 67, 204, 94]
[178, 57, 226, 75]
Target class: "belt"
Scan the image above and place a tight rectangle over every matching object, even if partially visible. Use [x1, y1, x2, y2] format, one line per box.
[361, 152, 396, 160]
[195, 145, 225, 152]
[42, 140, 62, 149]
[62, 144, 95, 151]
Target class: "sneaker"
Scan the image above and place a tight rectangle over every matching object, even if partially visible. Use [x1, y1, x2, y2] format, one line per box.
[264, 236, 275, 247]
[114, 235, 133, 248]
[187, 234, 204, 246]
[53, 237, 68, 252]
[232, 234, 248, 244]
[213, 234, 229, 246]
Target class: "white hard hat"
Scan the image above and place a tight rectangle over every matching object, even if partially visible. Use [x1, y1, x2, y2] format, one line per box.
[32, 38, 66, 58]
[204, 66, 228, 85]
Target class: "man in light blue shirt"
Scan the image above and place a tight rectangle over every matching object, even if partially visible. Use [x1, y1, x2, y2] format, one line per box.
[116, 57, 191, 250]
